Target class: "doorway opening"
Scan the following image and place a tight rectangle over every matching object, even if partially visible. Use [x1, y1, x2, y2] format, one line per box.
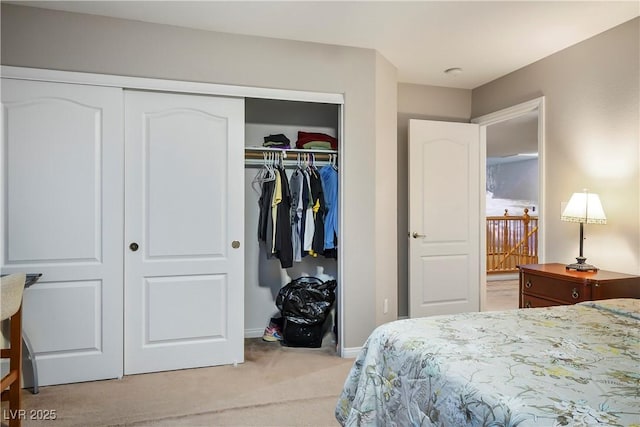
[471, 97, 545, 311]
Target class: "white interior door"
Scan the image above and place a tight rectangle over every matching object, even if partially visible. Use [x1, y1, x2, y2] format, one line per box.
[124, 90, 244, 375]
[409, 119, 480, 318]
[1, 78, 124, 385]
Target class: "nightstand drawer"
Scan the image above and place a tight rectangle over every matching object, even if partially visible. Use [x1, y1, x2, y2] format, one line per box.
[519, 264, 640, 309]
[521, 294, 564, 308]
[522, 273, 591, 303]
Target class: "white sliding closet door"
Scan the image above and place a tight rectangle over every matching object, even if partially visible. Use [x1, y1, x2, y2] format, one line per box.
[124, 90, 244, 374]
[1, 78, 124, 385]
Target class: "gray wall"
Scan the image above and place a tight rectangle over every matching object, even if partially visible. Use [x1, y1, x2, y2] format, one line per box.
[473, 17, 640, 274]
[487, 159, 539, 202]
[396, 83, 472, 317]
[375, 52, 399, 324]
[0, 4, 398, 349]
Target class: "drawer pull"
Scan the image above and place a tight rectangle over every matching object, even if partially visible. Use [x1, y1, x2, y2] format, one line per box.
[525, 280, 532, 289]
[571, 288, 580, 299]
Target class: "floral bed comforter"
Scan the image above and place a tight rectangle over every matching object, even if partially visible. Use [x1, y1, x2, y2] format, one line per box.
[336, 299, 640, 426]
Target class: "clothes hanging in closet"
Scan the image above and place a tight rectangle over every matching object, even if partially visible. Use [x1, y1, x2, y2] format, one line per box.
[289, 168, 304, 263]
[320, 163, 338, 258]
[301, 168, 314, 254]
[257, 164, 293, 269]
[309, 166, 326, 257]
[256, 155, 338, 265]
[257, 175, 274, 245]
[273, 165, 293, 268]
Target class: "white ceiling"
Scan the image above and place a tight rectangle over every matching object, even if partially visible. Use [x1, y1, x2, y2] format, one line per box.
[10, 1, 640, 89]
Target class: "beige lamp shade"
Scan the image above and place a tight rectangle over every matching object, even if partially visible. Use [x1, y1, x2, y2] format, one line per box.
[561, 191, 607, 224]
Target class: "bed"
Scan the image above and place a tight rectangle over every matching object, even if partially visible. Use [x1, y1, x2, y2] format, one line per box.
[335, 299, 640, 426]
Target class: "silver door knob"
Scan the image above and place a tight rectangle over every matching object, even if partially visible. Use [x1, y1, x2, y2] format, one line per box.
[129, 242, 139, 252]
[231, 240, 241, 249]
[411, 232, 425, 239]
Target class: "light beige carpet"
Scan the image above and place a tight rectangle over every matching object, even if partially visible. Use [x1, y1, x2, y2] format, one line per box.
[485, 279, 519, 311]
[5, 339, 354, 427]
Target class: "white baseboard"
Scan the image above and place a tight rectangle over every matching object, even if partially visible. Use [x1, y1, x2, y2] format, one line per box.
[340, 347, 361, 358]
[244, 328, 265, 339]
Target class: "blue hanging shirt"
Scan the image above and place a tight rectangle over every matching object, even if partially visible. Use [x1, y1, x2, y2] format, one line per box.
[319, 165, 338, 250]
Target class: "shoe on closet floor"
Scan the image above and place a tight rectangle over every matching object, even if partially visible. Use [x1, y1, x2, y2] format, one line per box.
[262, 318, 283, 342]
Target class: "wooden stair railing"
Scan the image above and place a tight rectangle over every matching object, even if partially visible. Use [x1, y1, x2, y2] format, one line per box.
[486, 208, 538, 273]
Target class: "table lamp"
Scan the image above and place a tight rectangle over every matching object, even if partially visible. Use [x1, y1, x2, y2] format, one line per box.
[561, 190, 606, 272]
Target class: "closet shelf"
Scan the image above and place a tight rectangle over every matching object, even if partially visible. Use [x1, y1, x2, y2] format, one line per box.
[244, 146, 337, 155]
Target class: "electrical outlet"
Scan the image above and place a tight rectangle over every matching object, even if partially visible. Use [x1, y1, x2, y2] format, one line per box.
[383, 298, 389, 314]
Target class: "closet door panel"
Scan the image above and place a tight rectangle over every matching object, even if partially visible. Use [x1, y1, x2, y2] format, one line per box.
[5, 97, 101, 263]
[1, 78, 124, 386]
[145, 110, 227, 259]
[24, 280, 102, 353]
[145, 275, 226, 342]
[124, 90, 244, 375]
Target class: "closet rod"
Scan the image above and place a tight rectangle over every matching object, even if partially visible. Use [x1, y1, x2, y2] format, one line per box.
[244, 146, 338, 163]
[244, 152, 336, 162]
[245, 159, 335, 168]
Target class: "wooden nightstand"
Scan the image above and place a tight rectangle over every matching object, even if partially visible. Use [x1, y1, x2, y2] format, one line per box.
[518, 263, 640, 308]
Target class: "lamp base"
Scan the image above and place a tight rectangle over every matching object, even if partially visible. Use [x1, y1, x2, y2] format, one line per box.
[566, 257, 598, 272]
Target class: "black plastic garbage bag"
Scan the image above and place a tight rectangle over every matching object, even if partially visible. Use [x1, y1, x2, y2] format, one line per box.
[276, 276, 337, 348]
[276, 276, 337, 326]
[281, 319, 325, 348]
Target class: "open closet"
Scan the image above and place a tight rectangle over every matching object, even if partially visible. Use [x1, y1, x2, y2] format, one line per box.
[1, 67, 344, 388]
[243, 98, 341, 352]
